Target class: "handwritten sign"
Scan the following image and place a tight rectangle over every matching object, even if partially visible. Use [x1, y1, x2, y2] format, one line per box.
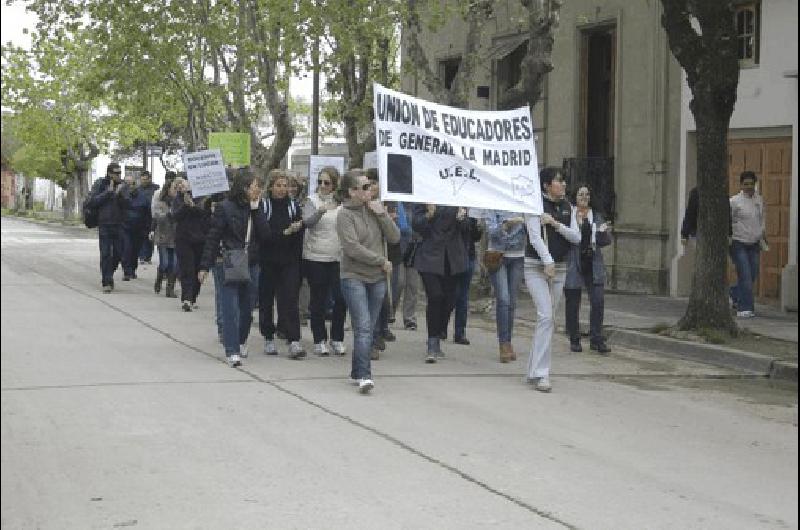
[182, 149, 230, 197]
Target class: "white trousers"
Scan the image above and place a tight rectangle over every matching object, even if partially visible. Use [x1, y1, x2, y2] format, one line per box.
[524, 263, 566, 379]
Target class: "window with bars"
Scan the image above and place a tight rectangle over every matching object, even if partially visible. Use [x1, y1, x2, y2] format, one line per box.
[735, 2, 760, 66]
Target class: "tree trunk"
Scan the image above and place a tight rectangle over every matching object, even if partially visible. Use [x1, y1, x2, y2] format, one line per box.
[678, 102, 736, 333]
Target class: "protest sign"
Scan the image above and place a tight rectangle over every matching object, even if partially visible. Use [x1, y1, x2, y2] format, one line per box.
[208, 132, 251, 167]
[182, 149, 230, 197]
[308, 155, 346, 196]
[373, 83, 541, 214]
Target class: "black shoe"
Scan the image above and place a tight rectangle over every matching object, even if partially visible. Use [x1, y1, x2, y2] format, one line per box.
[382, 330, 396, 342]
[182, 301, 192, 312]
[590, 342, 611, 355]
[404, 321, 417, 331]
[570, 341, 583, 353]
[374, 336, 386, 351]
[453, 336, 470, 345]
[123, 275, 132, 281]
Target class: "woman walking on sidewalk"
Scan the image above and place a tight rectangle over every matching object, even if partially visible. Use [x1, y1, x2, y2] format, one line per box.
[412, 203, 469, 362]
[302, 166, 347, 356]
[564, 184, 612, 354]
[151, 172, 178, 297]
[485, 210, 527, 362]
[198, 171, 270, 367]
[337, 169, 400, 394]
[172, 177, 212, 312]
[523, 167, 580, 392]
[259, 169, 306, 359]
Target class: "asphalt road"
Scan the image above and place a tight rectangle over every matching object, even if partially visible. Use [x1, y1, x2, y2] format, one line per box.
[1, 216, 797, 529]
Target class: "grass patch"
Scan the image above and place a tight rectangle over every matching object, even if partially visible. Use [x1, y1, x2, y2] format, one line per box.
[697, 327, 728, 345]
[650, 322, 673, 334]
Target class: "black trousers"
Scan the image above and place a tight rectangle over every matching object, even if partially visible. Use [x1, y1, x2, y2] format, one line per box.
[303, 260, 346, 343]
[175, 239, 204, 303]
[419, 271, 457, 340]
[122, 223, 147, 276]
[564, 272, 605, 344]
[259, 261, 301, 342]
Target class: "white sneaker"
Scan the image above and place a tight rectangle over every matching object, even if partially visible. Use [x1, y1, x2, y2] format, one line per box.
[331, 341, 347, 355]
[239, 344, 248, 358]
[736, 310, 756, 318]
[289, 341, 306, 359]
[228, 354, 242, 367]
[313, 342, 329, 356]
[264, 340, 278, 355]
[358, 378, 374, 394]
[535, 377, 552, 393]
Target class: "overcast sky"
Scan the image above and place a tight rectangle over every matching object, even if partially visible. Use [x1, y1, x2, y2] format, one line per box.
[0, 1, 315, 100]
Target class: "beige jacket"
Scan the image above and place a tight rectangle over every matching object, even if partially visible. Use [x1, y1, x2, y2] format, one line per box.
[336, 200, 401, 283]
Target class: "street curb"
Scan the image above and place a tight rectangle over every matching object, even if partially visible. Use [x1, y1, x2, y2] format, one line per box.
[606, 328, 798, 381]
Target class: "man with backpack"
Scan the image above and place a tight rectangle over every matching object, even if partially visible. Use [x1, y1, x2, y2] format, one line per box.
[84, 162, 130, 293]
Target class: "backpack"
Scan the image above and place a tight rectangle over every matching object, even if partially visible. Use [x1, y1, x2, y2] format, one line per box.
[82, 196, 99, 228]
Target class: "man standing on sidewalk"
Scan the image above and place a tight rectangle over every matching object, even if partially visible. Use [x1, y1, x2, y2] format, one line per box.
[729, 171, 767, 318]
[86, 163, 130, 293]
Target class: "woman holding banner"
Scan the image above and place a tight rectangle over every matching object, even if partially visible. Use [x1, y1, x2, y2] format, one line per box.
[523, 167, 580, 392]
[302, 166, 347, 356]
[412, 203, 469, 363]
[336, 169, 400, 394]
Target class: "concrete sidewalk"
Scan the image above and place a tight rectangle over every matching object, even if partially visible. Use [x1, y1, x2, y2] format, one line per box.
[501, 289, 798, 380]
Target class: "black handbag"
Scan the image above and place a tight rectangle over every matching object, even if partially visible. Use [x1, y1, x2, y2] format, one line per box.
[223, 215, 252, 284]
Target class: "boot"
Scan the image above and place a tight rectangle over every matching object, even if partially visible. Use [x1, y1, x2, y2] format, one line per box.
[165, 274, 178, 298]
[509, 344, 517, 361]
[499, 342, 513, 363]
[154, 269, 164, 294]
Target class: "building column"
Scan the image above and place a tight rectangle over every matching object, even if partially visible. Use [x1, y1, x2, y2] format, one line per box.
[780, 73, 798, 311]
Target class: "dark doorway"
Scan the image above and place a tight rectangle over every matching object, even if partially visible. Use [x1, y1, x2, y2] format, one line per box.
[439, 57, 462, 90]
[580, 26, 616, 158]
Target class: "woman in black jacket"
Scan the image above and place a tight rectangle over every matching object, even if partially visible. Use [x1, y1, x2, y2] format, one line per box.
[172, 176, 212, 312]
[412, 203, 470, 362]
[259, 169, 306, 359]
[198, 171, 270, 367]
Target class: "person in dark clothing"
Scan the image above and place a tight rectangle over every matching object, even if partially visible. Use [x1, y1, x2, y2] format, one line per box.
[564, 184, 612, 354]
[680, 186, 699, 244]
[172, 176, 212, 312]
[443, 216, 482, 345]
[86, 162, 130, 293]
[121, 172, 151, 280]
[412, 203, 470, 362]
[198, 171, 270, 367]
[137, 171, 159, 263]
[259, 169, 306, 359]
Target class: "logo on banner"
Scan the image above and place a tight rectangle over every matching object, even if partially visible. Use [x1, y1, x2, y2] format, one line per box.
[512, 174, 537, 198]
[439, 164, 481, 196]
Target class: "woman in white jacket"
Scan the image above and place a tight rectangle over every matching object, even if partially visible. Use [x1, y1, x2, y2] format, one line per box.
[302, 166, 347, 356]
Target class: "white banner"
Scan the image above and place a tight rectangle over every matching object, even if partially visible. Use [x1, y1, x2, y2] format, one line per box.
[182, 149, 229, 197]
[308, 156, 346, 196]
[373, 83, 541, 214]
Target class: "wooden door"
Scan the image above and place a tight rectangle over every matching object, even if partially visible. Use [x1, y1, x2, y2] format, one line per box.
[727, 137, 792, 301]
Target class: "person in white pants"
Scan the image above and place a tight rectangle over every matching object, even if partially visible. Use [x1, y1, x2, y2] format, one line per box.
[523, 167, 580, 392]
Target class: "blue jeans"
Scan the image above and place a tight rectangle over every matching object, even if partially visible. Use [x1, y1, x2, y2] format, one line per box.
[212, 262, 225, 337]
[341, 278, 386, 380]
[490, 256, 524, 343]
[98, 225, 124, 286]
[219, 264, 260, 356]
[157, 246, 177, 274]
[730, 241, 760, 312]
[453, 257, 475, 338]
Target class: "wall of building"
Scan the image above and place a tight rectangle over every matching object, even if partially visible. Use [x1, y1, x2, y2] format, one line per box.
[401, 0, 683, 294]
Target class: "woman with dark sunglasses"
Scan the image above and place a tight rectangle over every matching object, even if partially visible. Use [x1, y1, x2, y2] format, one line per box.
[302, 166, 347, 356]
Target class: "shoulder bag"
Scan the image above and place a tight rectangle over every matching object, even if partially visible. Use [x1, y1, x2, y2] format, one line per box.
[223, 211, 252, 284]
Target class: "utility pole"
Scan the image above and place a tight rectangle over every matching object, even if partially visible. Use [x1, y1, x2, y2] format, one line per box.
[311, 34, 320, 156]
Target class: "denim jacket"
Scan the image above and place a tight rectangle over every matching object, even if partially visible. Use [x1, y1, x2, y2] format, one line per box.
[485, 210, 527, 254]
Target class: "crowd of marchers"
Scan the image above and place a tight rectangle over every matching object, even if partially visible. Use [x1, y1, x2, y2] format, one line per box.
[84, 161, 766, 395]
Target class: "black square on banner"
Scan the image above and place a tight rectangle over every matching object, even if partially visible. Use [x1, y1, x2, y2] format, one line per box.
[387, 153, 413, 194]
